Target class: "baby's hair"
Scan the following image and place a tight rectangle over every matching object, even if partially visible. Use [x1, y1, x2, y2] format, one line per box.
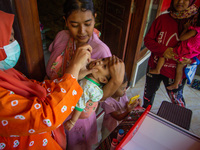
[63, 0, 95, 19]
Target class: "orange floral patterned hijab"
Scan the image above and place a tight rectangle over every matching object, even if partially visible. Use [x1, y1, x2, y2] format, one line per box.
[0, 10, 47, 100]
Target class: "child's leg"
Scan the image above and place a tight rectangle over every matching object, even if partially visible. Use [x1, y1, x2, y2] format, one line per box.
[149, 57, 165, 74]
[167, 63, 185, 90]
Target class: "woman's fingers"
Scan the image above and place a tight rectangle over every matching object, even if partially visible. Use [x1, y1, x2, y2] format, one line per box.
[108, 55, 125, 85]
[163, 47, 178, 60]
[71, 44, 92, 69]
[163, 47, 173, 59]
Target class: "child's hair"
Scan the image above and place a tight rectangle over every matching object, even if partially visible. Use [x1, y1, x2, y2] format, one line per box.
[63, 0, 95, 19]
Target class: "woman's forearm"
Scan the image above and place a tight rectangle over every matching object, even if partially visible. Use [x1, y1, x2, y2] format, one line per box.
[65, 64, 80, 80]
[101, 78, 122, 101]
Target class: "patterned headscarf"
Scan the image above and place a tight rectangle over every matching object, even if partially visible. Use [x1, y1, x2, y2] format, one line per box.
[168, 0, 198, 33]
[170, 4, 198, 19]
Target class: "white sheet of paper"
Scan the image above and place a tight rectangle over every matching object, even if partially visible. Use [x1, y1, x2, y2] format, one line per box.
[122, 113, 200, 150]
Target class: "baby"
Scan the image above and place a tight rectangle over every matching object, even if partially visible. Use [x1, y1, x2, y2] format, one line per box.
[64, 57, 112, 131]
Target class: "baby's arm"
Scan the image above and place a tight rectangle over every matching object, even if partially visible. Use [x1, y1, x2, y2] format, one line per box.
[179, 29, 197, 41]
[110, 99, 141, 121]
[110, 108, 132, 121]
[64, 109, 82, 131]
[179, 21, 197, 41]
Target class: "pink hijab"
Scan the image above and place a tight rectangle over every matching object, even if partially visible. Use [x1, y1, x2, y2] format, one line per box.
[0, 10, 47, 100]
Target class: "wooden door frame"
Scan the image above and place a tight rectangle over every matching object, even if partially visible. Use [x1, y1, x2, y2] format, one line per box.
[102, 0, 134, 60]
[124, 0, 163, 81]
[14, 0, 46, 81]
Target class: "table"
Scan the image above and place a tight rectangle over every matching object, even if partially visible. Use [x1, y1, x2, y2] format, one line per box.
[96, 108, 144, 150]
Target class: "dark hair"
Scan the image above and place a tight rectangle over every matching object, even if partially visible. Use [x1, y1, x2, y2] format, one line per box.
[63, 0, 95, 19]
[197, 7, 200, 26]
[123, 72, 128, 84]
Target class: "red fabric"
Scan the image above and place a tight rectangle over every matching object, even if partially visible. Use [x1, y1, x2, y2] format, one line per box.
[52, 125, 67, 150]
[0, 68, 47, 99]
[161, 0, 171, 12]
[0, 10, 14, 60]
[195, 0, 200, 6]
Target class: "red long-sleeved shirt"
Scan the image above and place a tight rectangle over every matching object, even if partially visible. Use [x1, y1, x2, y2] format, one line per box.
[144, 13, 180, 79]
[145, 13, 200, 79]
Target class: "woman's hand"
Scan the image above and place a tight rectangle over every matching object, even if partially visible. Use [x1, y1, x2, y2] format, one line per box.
[163, 47, 177, 60]
[65, 44, 92, 79]
[109, 55, 125, 85]
[78, 58, 98, 80]
[71, 44, 92, 69]
[78, 67, 98, 80]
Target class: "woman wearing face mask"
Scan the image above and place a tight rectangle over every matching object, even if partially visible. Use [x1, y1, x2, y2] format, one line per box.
[143, 0, 199, 108]
[0, 10, 92, 150]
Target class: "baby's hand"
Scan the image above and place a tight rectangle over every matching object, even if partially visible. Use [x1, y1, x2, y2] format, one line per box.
[178, 57, 192, 65]
[126, 98, 142, 112]
[64, 120, 75, 131]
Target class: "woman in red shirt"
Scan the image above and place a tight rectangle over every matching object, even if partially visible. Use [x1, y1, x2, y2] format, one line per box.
[143, 0, 199, 108]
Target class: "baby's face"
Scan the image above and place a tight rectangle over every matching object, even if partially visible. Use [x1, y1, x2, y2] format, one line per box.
[115, 81, 128, 97]
[88, 57, 110, 84]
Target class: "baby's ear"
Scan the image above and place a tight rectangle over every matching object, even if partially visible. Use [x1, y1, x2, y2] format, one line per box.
[100, 77, 108, 84]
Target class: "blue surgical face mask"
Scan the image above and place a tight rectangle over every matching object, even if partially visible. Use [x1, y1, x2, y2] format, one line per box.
[0, 40, 21, 70]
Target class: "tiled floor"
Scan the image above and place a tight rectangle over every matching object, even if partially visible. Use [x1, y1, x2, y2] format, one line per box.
[126, 75, 200, 137]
